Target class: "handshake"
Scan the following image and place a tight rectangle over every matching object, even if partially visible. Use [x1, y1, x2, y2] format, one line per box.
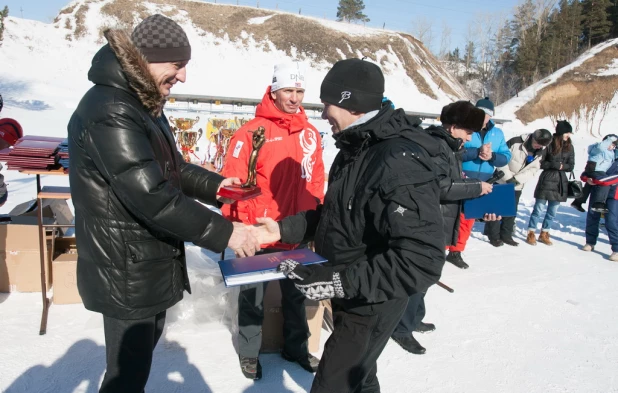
[226, 217, 282, 257]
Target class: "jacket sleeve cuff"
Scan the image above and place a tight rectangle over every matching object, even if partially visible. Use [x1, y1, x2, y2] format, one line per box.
[194, 214, 234, 253]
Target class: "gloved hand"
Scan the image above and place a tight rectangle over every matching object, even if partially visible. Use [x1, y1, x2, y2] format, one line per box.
[506, 177, 520, 186]
[278, 259, 346, 301]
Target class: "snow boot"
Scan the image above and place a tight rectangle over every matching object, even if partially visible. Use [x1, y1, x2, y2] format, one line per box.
[591, 202, 609, 213]
[609, 252, 618, 262]
[502, 237, 519, 246]
[538, 231, 553, 246]
[239, 356, 262, 380]
[489, 239, 504, 247]
[391, 334, 426, 355]
[526, 231, 537, 245]
[446, 251, 469, 269]
[570, 201, 585, 212]
[581, 244, 594, 252]
[281, 351, 320, 373]
[414, 322, 436, 334]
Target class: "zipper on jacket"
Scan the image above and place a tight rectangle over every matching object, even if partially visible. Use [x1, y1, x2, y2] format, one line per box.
[164, 161, 170, 179]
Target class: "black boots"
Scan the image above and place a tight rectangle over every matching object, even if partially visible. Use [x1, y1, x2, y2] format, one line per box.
[446, 251, 469, 269]
[571, 201, 585, 212]
[489, 239, 504, 247]
[414, 322, 436, 333]
[281, 351, 320, 373]
[501, 237, 519, 246]
[239, 356, 262, 380]
[391, 334, 426, 354]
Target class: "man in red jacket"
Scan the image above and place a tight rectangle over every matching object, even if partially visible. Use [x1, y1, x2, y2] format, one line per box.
[221, 62, 325, 380]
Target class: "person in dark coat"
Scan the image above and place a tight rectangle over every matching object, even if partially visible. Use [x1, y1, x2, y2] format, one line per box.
[526, 120, 575, 246]
[67, 15, 259, 393]
[390, 101, 491, 355]
[252, 59, 446, 393]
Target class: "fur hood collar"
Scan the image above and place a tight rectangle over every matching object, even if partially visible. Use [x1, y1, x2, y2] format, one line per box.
[88, 29, 165, 117]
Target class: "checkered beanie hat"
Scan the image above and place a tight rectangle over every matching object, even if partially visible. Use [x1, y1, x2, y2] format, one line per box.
[131, 14, 191, 63]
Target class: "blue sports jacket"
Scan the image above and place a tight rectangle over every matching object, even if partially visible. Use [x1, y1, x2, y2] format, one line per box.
[462, 120, 511, 181]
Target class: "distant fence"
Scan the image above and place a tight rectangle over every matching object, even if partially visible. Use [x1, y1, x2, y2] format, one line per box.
[165, 94, 511, 124]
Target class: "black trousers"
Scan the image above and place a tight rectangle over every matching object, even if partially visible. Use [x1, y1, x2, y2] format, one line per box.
[99, 311, 166, 393]
[238, 249, 309, 358]
[574, 183, 592, 205]
[485, 190, 522, 241]
[391, 292, 426, 337]
[311, 297, 408, 393]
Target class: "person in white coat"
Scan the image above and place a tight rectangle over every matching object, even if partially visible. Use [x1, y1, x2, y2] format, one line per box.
[484, 129, 553, 246]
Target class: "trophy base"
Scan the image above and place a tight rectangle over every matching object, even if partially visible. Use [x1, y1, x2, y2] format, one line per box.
[217, 185, 262, 201]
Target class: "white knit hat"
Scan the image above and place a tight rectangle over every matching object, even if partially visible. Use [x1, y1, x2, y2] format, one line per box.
[271, 62, 306, 92]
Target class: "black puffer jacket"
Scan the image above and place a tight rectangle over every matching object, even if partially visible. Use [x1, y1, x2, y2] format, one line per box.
[279, 106, 446, 303]
[426, 126, 482, 246]
[534, 141, 575, 202]
[68, 30, 233, 320]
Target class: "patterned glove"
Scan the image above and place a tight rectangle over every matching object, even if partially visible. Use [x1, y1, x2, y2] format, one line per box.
[278, 259, 346, 301]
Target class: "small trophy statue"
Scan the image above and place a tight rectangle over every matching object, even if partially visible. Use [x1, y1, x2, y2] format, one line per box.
[169, 116, 203, 163]
[217, 126, 265, 201]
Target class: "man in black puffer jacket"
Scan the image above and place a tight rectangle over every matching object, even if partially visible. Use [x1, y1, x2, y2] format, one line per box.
[68, 15, 259, 393]
[253, 59, 446, 393]
[391, 101, 492, 354]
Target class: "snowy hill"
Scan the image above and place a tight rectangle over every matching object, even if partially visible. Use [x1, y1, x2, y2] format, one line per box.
[497, 38, 618, 139]
[0, 0, 466, 139]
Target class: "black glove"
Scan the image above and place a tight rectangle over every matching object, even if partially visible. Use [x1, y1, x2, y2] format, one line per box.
[506, 177, 520, 186]
[278, 259, 346, 301]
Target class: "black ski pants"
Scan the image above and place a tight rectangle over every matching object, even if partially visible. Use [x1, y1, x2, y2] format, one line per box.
[485, 190, 522, 241]
[99, 310, 166, 393]
[311, 297, 408, 393]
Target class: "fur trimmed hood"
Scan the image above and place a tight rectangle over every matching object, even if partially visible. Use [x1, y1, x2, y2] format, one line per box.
[88, 29, 165, 117]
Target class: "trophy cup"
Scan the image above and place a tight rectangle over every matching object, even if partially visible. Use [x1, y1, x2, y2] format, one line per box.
[217, 126, 265, 201]
[169, 116, 202, 162]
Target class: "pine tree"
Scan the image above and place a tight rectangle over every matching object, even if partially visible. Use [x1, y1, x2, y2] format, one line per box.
[0, 6, 8, 45]
[583, 0, 612, 48]
[336, 0, 370, 23]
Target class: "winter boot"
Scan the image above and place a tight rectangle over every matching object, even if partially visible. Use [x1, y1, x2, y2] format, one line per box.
[581, 244, 594, 252]
[609, 252, 618, 262]
[391, 334, 426, 355]
[538, 231, 553, 246]
[502, 237, 519, 246]
[239, 356, 262, 380]
[414, 322, 436, 333]
[526, 231, 537, 245]
[446, 251, 469, 269]
[281, 351, 320, 373]
[489, 239, 504, 247]
[591, 202, 609, 213]
[570, 201, 585, 213]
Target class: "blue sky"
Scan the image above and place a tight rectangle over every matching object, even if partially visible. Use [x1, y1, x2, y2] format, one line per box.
[3, 0, 522, 51]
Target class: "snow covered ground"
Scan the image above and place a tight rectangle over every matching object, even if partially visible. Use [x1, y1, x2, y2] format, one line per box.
[2, 7, 618, 393]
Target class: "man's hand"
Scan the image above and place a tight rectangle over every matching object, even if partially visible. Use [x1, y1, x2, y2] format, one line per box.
[483, 213, 502, 221]
[216, 177, 242, 204]
[479, 143, 492, 161]
[252, 217, 282, 244]
[228, 222, 260, 257]
[278, 259, 346, 301]
[480, 182, 493, 195]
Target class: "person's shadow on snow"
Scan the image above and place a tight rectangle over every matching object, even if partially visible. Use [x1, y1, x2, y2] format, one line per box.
[147, 340, 212, 393]
[3, 339, 106, 393]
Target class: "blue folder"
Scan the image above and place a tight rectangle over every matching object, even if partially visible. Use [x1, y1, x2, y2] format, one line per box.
[218, 249, 327, 287]
[462, 183, 517, 219]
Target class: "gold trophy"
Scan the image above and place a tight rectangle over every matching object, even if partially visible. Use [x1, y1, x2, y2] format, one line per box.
[217, 126, 265, 201]
[168, 116, 203, 162]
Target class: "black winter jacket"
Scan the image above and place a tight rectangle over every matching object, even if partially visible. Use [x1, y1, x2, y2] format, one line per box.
[279, 107, 446, 304]
[534, 142, 575, 202]
[426, 126, 482, 246]
[68, 30, 234, 320]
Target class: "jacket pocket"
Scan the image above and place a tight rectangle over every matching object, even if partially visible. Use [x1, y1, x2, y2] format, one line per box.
[124, 239, 181, 308]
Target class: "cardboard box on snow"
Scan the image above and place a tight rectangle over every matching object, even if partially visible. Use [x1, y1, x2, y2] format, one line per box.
[261, 280, 325, 354]
[52, 249, 81, 305]
[0, 216, 54, 293]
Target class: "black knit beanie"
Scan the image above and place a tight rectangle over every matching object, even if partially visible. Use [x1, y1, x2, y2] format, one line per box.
[555, 120, 572, 136]
[440, 101, 486, 132]
[131, 14, 191, 63]
[320, 59, 384, 113]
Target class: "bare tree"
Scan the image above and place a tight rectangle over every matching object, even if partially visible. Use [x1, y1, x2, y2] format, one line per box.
[413, 16, 434, 52]
[438, 20, 452, 60]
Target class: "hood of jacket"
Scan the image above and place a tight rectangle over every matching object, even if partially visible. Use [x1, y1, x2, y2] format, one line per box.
[88, 29, 165, 118]
[254, 87, 309, 133]
[427, 125, 462, 152]
[333, 103, 440, 157]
